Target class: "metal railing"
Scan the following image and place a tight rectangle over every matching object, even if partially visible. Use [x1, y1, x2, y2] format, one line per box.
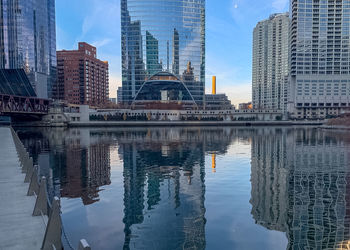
[10, 127, 91, 250]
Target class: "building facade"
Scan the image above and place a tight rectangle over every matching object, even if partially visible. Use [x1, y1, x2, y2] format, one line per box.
[0, 0, 56, 99]
[204, 94, 233, 110]
[289, 0, 350, 119]
[121, 0, 205, 106]
[252, 13, 289, 112]
[55, 42, 109, 107]
[117, 87, 123, 104]
[238, 102, 253, 110]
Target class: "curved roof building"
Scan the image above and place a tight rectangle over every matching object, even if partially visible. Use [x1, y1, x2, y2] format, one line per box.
[121, 0, 205, 107]
[132, 72, 197, 109]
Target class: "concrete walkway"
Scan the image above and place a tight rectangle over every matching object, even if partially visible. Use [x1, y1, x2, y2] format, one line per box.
[0, 127, 45, 250]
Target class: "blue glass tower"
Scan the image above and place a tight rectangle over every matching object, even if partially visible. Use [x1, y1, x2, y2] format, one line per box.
[121, 0, 205, 106]
[0, 0, 56, 99]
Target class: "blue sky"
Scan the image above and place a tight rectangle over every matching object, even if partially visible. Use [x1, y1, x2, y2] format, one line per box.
[56, 0, 288, 106]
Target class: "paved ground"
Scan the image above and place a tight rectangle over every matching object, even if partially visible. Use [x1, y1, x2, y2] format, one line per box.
[0, 126, 45, 250]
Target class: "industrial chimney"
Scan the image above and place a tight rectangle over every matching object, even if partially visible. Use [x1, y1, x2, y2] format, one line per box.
[212, 76, 216, 95]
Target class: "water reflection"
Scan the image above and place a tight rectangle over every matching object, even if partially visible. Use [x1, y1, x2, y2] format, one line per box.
[61, 143, 111, 205]
[251, 128, 350, 249]
[16, 127, 350, 249]
[119, 130, 206, 249]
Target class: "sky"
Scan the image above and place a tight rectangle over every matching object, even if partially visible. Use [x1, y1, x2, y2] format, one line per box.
[56, 0, 289, 106]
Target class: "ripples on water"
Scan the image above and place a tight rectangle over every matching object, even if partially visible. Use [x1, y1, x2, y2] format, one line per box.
[16, 127, 350, 250]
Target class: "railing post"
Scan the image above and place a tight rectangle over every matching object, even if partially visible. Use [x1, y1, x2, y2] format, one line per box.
[18, 150, 27, 164]
[78, 239, 91, 250]
[24, 163, 35, 183]
[27, 165, 39, 196]
[33, 177, 48, 216]
[22, 157, 33, 173]
[41, 197, 62, 250]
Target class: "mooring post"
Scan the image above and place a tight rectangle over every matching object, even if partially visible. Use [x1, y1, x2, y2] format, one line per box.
[27, 165, 39, 196]
[41, 197, 62, 250]
[78, 239, 91, 250]
[33, 176, 48, 216]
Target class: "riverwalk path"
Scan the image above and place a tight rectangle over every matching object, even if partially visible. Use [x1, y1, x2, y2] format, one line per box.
[0, 126, 45, 250]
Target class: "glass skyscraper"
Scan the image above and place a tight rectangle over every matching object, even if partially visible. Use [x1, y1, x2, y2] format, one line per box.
[0, 0, 56, 99]
[121, 0, 205, 106]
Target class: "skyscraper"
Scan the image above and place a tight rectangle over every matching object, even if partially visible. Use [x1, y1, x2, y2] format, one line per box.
[289, 0, 350, 119]
[252, 13, 289, 112]
[121, 0, 205, 106]
[0, 0, 56, 99]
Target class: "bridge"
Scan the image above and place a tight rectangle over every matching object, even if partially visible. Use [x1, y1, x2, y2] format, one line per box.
[0, 69, 50, 118]
[0, 94, 49, 115]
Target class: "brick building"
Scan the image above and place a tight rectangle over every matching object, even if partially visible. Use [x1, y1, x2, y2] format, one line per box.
[54, 42, 109, 107]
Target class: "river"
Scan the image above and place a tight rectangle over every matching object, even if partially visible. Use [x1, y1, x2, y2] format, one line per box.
[15, 126, 350, 250]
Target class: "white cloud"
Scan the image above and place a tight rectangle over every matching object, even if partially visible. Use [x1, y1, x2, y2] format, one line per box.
[92, 38, 113, 48]
[75, 0, 120, 45]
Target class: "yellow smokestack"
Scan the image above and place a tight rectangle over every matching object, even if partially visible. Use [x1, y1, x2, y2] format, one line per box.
[212, 76, 216, 95]
[212, 154, 216, 172]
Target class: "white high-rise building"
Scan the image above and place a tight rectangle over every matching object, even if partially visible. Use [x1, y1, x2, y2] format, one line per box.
[289, 0, 350, 119]
[252, 13, 289, 112]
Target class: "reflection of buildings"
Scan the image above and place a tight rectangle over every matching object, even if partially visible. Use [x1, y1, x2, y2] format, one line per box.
[250, 128, 288, 232]
[119, 129, 206, 249]
[121, 2, 145, 102]
[121, 0, 205, 106]
[132, 72, 198, 110]
[61, 143, 111, 205]
[146, 31, 161, 76]
[17, 128, 111, 205]
[94, 127, 236, 249]
[172, 28, 180, 76]
[251, 128, 350, 249]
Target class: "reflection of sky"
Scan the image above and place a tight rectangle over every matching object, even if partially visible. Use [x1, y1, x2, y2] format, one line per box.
[56, 0, 289, 106]
[205, 146, 287, 250]
[61, 146, 125, 249]
[57, 128, 289, 250]
[19, 127, 350, 249]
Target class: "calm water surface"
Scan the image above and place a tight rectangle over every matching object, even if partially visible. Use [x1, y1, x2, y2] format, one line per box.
[16, 127, 350, 250]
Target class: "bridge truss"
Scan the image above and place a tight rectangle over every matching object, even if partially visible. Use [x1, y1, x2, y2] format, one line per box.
[0, 94, 50, 115]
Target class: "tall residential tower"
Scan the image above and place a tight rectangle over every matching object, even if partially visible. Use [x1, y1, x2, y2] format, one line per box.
[289, 0, 350, 119]
[121, 0, 205, 106]
[252, 13, 289, 112]
[55, 43, 109, 107]
[0, 0, 56, 98]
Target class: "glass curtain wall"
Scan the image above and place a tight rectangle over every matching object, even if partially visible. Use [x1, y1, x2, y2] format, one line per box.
[0, 0, 56, 99]
[121, 0, 205, 106]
